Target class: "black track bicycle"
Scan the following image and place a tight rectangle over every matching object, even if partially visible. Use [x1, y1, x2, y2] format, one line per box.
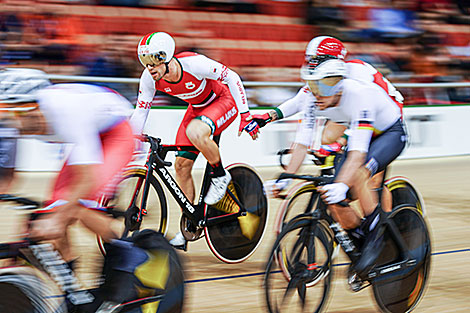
[98, 134, 268, 264]
[264, 153, 431, 313]
[0, 195, 185, 313]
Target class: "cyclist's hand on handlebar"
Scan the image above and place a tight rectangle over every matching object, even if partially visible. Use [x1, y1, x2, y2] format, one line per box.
[247, 112, 272, 128]
[238, 112, 260, 140]
[319, 182, 349, 204]
[315, 142, 342, 157]
[264, 174, 292, 198]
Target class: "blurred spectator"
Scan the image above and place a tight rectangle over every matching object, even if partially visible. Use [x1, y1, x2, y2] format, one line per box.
[192, 0, 259, 13]
[306, 0, 346, 38]
[365, 2, 422, 42]
[0, 8, 24, 44]
[31, 10, 83, 65]
[82, 33, 136, 99]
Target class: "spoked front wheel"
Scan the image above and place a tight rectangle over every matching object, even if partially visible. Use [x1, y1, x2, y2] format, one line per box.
[97, 167, 169, 255]
[265, 216, 333, 313]
[372, 206, 432, 313]
[204, 164, 268, 263]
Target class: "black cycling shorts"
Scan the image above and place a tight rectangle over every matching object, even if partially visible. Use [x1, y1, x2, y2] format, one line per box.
[336, 119, 407, 177]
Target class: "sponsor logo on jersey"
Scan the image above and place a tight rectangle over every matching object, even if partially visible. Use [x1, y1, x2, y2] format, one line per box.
[138, 100, 152, 109]
[216, 107, 237, 128]
[236, 81, 246, 105]
[164, 87, 172, 93]
[218, 66, 229, 82]
[185, 82, 195, 90]
[360, 110, 370, 119]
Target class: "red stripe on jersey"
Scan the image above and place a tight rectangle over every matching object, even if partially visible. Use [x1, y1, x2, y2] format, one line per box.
[346, 59, 365, 65]
[175, 51, 199, 58]
[347, 59, 403, 115]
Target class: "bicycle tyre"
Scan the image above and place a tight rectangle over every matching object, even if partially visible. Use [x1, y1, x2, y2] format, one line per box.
[98, 167, 169, 255]
[265, 216, 333, 313]
[372, 206, 431, 313]
[0, 271, 65, 313]
[204, 164, 268, 263]
[385, 177, 426, 216]
[273, 184, 339, 261]
[274, 183, 320, 235]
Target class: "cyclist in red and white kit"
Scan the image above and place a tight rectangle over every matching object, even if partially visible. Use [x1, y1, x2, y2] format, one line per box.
[253, 36, 404, 198]
[130, 32, 260, 249]
[0, 68, 135, 267]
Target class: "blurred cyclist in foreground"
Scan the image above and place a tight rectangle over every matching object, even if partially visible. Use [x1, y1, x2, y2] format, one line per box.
[131, 32, 260, 249]
[0, 68, 184, 312]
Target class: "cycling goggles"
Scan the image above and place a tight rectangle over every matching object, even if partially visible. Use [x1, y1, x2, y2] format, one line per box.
[304, 54, 338, 69]
[307, 77, 343, 97]
[138, 51, 167, 67]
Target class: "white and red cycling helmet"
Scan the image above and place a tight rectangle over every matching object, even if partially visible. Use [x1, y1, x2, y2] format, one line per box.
[137, 32, 175, 67]
[304, 36, 348, 71]
[305, 36, 347, 60]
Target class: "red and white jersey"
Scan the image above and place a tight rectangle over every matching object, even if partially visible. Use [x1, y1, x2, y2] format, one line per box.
[277, 59, 403, 147]
[36, 84, 133, 165]
[346, 59, 404, 107]
[130, 52, 248, 134]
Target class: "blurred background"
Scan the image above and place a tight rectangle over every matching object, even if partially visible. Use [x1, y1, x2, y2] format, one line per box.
[1, 0, 469, 106]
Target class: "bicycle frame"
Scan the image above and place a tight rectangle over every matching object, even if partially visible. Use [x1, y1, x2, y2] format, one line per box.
[142, 134, 247, 229]
[280, 169, 420, 283]
[0, 195, 173, 312]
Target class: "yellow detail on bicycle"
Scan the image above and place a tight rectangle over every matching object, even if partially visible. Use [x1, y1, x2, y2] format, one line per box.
[213, 182, 260, 240]
[214, 182, 239, 214]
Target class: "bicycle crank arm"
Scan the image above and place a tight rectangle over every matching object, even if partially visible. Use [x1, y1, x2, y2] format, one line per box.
[367, 259, 417, 282]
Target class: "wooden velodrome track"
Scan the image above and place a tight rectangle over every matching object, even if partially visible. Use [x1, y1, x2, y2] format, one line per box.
[1, 155, 469, 312]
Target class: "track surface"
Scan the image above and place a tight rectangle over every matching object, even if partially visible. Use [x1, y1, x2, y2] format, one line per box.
[1, 155, 469, 312]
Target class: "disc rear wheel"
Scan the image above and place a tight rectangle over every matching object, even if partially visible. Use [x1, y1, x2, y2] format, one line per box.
[372, 207, 431, 313]
[204, 164, 268, 263]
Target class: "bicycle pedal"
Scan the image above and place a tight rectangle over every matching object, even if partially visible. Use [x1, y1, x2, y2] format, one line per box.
[347, 271, 369, 292]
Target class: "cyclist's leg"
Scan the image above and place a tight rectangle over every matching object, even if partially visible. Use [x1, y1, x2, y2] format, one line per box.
[77, 121, 134, 240]
[321, 121, 346, 144]
[368, 172, 392, 212]
[35, 121, 134, 257]
[174, 107, 199, 202]
[190, 95, 238, 205]
[351, 120, 407, 277]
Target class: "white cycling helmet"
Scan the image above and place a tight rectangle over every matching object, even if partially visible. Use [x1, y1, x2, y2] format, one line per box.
[301, 58, 347, 81]
[0, 68, 51, 104]
[301, 59, 346, 97]
[137, 32, 175, 67]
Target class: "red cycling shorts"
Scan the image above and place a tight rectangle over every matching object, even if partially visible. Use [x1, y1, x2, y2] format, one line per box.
[49, 120, 134, 205]
[175, 91, 238, 160]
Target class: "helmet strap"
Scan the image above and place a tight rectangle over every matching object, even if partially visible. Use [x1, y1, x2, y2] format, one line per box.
[164, 62, 170, 75]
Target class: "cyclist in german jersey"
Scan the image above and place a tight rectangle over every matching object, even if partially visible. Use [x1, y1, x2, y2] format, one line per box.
[303, 58, 407, 278]
[253, 36, 404, 196]
[130, 32, 260, 249]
